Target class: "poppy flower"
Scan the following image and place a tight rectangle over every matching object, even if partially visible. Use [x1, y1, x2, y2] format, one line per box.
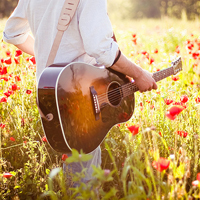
[3, 172, 13, 179]
[62, 154, 68, 161]
[11, 84, 18, 91]
[42, 136, 47, 142]
[152, 157, 170, 172]
[15, 49, 22, 57]
[10, 137, 15, 142]
[171, 76, 179, 81]
[0, 67, 7, 75]
[30, 56, 36, 65]
[177, 131, 188, 138]
[195, 96, 200, 103]
[1, 77, 8, 82]
[5, 50, 11, 56]
[4, 57, 12, 65]
[0, 97, 7, 103]
[4, 90, 13, 97]
[15, 75, 21, 82]
[175, 45, 180, 54]
[127, 124, 139, 136]
[14, 57, 20, 64]
[149, 57, 155, 65]
[26, 90, 32, 94]
[164, 98, 173, 105]
[0, 123, 5, 128]
[154, 48, 158, 54]
[180, 95, 188, 103]
[165, 105, 185, 120]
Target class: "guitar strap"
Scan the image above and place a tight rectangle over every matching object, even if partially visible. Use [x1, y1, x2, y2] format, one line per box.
[46, 0, 80, 67]
[38, 0, 79, 121]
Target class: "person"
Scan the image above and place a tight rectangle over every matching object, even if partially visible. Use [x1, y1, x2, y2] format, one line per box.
[3, 0, 157, 187]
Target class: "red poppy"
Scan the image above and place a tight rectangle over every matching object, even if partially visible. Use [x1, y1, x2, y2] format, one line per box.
[152, 157, 170, 172]
[0, 67, 7, 75]
[26, 90, 32, 94]
[3, 172, 13, 179]
[127, 124, 139, 136]
[175, 45, 180, 54]
[42, 136, 47, 142]
[15, 49, 23, 57]
[132, 33, 136, 38]
[62, 154, 68, 161]
[5, 50, 11, 56]
[164, 98, 173, 105]
[180, 95, 188, 103]
[14, 57, 20, 64]
[15, 75, 21, 82]
[0, 97, 7, 103]
[1, 77, 8, 81]
[171, 76, 179, 81]
[149, 57, 155, 65]
[154, 48, 158, 54]
[177, 131, 188, 138]
[30, 56, 36, 65]
[0, 123, 5, 128]
[165, 105, 185, 120]
[195, 96, 200, 103]
[11, 84, 18, 91]
[197, 173, 200, 181]
[10, 137, 15, 142]
[4, 57, 12, 65]
[4, 90, 13, 97]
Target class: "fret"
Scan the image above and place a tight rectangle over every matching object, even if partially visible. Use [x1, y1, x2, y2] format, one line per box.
[120, 57, 182, 98]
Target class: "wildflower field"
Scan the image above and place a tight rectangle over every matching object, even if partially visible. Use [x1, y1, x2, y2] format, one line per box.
[1, 17, 200, 199]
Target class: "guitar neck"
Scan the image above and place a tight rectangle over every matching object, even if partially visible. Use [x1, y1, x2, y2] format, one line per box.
[125, 66, 174, 94]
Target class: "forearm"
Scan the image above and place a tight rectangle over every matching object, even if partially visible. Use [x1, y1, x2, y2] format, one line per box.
[110, 51, 143, 79]
[110, 50, 157, 92]
[15, 35, 35, 56]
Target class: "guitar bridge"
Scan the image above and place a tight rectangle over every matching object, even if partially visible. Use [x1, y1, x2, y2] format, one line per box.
[90, 86, 100, 121]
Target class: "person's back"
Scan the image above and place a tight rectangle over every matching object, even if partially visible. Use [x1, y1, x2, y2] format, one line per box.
[3, 0, 118, 81]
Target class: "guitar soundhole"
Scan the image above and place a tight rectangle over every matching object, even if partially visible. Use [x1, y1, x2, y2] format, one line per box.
[107, 82, 122, 106]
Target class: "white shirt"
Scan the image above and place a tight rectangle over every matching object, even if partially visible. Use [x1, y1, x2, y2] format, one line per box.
[3, 0, 118, 81]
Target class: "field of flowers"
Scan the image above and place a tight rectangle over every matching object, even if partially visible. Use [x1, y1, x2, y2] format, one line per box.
[1, 17, 200, 199]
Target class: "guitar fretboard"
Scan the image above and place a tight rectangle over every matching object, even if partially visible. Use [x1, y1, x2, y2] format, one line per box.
[122, 66, 174, 98]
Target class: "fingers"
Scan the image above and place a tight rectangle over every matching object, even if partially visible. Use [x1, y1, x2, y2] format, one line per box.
[139, 81, 157, 93]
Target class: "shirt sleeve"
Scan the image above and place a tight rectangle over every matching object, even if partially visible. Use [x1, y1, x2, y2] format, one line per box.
[78, 0, 118, 67]
[3, 0, 30, 45]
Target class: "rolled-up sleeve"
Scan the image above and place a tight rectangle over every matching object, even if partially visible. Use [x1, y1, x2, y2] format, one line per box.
[3, 0, 30, 45]
[78, 0, 118, 67]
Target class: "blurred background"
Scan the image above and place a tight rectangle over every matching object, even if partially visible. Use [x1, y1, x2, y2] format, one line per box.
[0, 0, 199, 20]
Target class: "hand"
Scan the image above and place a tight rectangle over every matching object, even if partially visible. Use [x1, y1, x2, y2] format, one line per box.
[134, 69, 157, 93]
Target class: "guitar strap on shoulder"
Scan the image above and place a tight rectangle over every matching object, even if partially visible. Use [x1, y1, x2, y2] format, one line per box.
[46, 0, 80, 67]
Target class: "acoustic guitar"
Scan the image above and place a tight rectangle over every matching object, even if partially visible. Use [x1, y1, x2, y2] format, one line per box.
[37, 57, 182, 153]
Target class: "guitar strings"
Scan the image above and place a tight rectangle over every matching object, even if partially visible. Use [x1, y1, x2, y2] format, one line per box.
[97, 82, 137, 104]
[97, 68, 173, 105]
